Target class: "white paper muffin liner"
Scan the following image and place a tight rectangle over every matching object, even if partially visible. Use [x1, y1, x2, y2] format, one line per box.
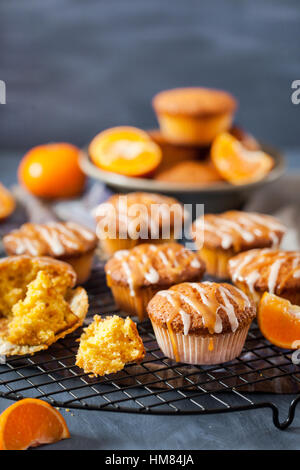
[152, 323, 251, 365]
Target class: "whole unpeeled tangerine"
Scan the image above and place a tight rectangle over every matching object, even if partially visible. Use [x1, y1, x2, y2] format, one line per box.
[18, 142, 86, 199]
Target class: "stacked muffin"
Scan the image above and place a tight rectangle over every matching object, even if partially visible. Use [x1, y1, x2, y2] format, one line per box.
[151, 87, 238, 184]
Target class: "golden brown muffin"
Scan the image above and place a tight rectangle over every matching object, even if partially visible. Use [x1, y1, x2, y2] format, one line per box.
[148, 129, 209, 172]
[147, 281, 255, 365]
[0, 255, 88, 356]
[0, 183, 15, 221]
[93, 192, 186, 255]
[3, 222, 98, 284]
[76, 315, 145, 376]
[192, 211, 286, 279]
[154, 159, 223, 184]
[152, 87, 237, 145]
[229, 249, 300, 305]
[105, 243, 205, 321]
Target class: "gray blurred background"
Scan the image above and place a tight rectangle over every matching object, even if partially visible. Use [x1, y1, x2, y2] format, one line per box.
[1, 0, 300, 153]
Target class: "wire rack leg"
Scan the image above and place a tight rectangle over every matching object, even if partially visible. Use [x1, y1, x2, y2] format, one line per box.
[270, 396, 300, 430]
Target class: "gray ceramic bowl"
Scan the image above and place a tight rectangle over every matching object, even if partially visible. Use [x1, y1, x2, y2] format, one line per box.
[79, 144, 285, 213]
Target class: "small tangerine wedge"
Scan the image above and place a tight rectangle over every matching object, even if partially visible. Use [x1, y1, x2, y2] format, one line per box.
[89, 126, 162, 177]
[211, 132, 274, 185]
[18, 142, 86, 199]
[0, 398, 70, 450]
[0, 183, 15, 221]
[258, 292, 300, 349]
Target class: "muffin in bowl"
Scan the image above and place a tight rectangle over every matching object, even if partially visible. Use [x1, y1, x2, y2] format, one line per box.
[105, 242, 205, 321]
[152, 87, 237, 146]
[148, 129, 209, 173]
[148, 281, 255, 365]
[154, 159, 224, 184]
[192, 211, 286, 279]
[3, 222, 98, 284]
[93, 192, 186, 255]
[229, 249, 300, 306]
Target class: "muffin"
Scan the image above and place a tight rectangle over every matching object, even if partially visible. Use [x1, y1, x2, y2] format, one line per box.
[76, 315, 145, 376]
[147, 281, 256, 365]
[192, 211, 286, 279]
[3, 222, 98, 284]
[105, 242, 206, 321]
[229, 249, 300, 306]
[154, 159, 223, 185]
[148, 130, 209, 174]
[0, 255, 88, 356]
[152, 87, 237, 146]
[93, 192, 186, 255]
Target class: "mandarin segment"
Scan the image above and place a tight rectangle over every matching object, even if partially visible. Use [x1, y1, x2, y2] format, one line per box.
[89, 126, 162, 177]
[18, 143, 86, 199]
[258, 292, 300, 349]
[0, 398, 70, 450]
[211, 132, 274, 185]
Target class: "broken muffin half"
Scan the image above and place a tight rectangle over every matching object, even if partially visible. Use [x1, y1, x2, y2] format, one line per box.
[0, 255, 88, 356]
[76, 315, 145, 376]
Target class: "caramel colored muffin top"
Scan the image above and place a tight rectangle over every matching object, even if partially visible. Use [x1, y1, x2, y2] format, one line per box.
[93, 191, 185, 238]
[229, 249, 300, 295]
[3, 222, 97, 258]
[155, 160, 224, 184]
[192, 211, 286, 252]
[105, 243, 205, 290]
[147, 281, 256, 336]
[152, 88, 237, 117]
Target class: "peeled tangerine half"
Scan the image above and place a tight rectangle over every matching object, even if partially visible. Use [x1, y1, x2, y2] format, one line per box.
[211, 132, 274, 185]
[89, 126, 162, 177]
[258, 292, 300, 349]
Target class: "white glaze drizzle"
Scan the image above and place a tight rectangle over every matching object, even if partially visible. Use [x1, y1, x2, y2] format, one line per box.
[48, 223, 81, 250]
[7, 222, 96, 256]
[244, 270, 260, 294]
[293, 269, 300, 279]
[189, 283, 223, 333]
[221, 284, 251, 308]
[200, 220, 233, 249]
[231, 250, 258, 283]
[190, 258, 201, 268]
[66, 222, 96, 241]
[34, 226, 65, 256]
[158, 290, 191, 335]
[218, 286, 239, 332]
[114, 250, 129, 260]
[268, 258, 285, 294]
[217, 217, 254, 243]
[158, 251, 169, 266]
[198, 212, 285, 250]
[144, 266, 160, 284]
[122, 260, 135, 297]
[113, 245, 202, 302]
[292, 256, 300, 270]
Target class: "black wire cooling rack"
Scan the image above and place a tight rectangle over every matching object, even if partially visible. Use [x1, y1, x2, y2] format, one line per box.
[0, 263, 300, 430]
